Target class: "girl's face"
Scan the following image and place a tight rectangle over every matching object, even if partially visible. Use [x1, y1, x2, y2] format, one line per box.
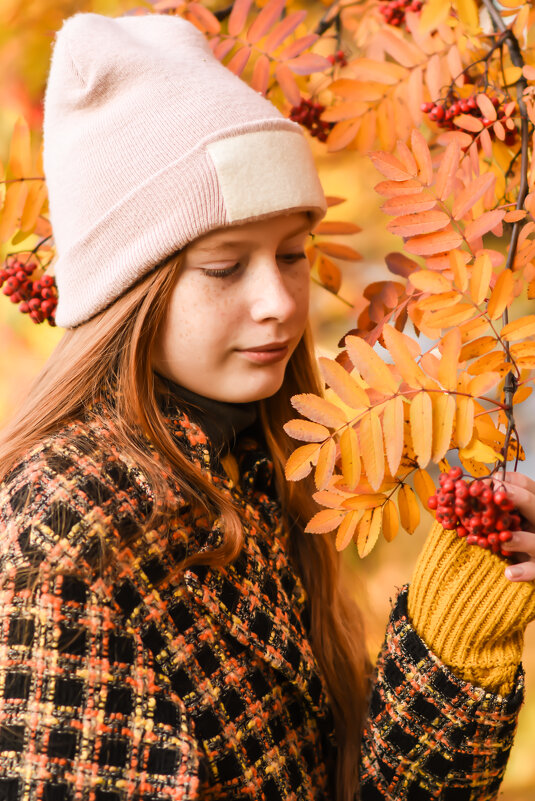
[152, 211, 313, 403]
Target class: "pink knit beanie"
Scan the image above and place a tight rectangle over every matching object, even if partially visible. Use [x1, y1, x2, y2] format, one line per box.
[42, 12, 327, 329]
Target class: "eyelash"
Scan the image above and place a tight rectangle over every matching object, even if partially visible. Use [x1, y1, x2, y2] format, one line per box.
[203, 252, 307, 278]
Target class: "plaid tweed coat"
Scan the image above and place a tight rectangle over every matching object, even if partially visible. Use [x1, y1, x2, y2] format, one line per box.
[0, 392, 524, 801]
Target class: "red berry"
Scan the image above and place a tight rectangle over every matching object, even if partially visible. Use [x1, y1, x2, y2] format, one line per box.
[449, 466, 463, 480]
[499, 530, 512, 542]
[428, 496, 438, 510]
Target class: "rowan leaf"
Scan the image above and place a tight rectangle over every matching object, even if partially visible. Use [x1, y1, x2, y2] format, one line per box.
[382, 191, 436, 215]
[387, 210, 450, 237]
[449, 250, 469, 292]
[305, 508, 346, 534]
[264, 9, 307, 51]
[465, 210, 506, 242]
[383, 396, 404, 475]
[274, 63, 301, 105]
[398, 484, 420, 534]
[0, 181, 28, 243]
[318, 357, 370, 409]
[346, 336, 399, 394]
[279, 33, 319, 60]
[431, 393, 455, 462]
[404, 228, 463, 256]
[188, 3, 221, 33]
[317, 255, 342, 294]
[330, 79, 386, 102]
[460, 336, 497, 361]
[359, 410, 385, 491]
[383, 326, 426, 388]
[501, 314, 535, 341]
[315, 241, 362, 260]
[470, 253, 492, 305]
[476, 93, 497, 122]
[459, 438, 502, 464]
[375, 179, 423, 197]
[434, 139, 461, 201]
[335, 510, 361, 551]
[315, 438, 336, 490]
[313, 221, 362, 235]
[468, 372, 502, 396]
[416, 291, 463, 312]
[456, 395, 475, 448]
[438, 328, 461, 391]
[227, 45, 252, 75]
[246, 0, 286, 43]
[312, 490, 345, 508]
[382, 499, 400, 542]
[286, 54, 331, 75]
[384, 252, 419, 277]
[285, 443, 320, 481]
[370, 152, 415, 181]
[228, 0, 254, 36]
[423, 303, 475, 329]
[467, 350, 509, 376]
[7, 117, 31, 178]
[411, 129, 433, 185]
[413, 468, 436, 509]
[356, 506, 383, 557]
[283, 419, 330, 442]
[351, 58, 408, 85]
[452, 173, 495, 220]
[342, 493, 387, 511]
[19, 180, 47, 235]
[340, 427, 361, 490]
[291, 394, 347, 428]
[410, 391, 432, 467]
[251, 54, 270, 93]
[454, 114, 484, 133]
[410, 270, 452, 293]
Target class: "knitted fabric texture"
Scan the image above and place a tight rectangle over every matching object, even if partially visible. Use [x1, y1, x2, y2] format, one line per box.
[43, 12, 327, 328]
[407, 522, 535, 695]
[0, 397, 526, 799]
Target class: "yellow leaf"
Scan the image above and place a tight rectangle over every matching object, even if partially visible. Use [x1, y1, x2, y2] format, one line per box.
[382, 499, 399, 542]
[504, 66, 523, 84]
[409, 270, 452, 293]
[351, 58, 408, 85]
[283, 419, 330, 442]
[315, 438, 336, 490]
[387, 210, 451, 237]
[312, 490, 345, 508]
[346, 336, 399, 395]
[19, 181, 47, 235]
[7, 116, 31, 179]
[342, 493, 387, 511]
[411, 129, 433, 186]
[453, 0, 479, 28]
[315, 241, 362, 261]
[416, 291, 463, 312]
[468, 372, 502, 396]
[460, 336, 498, 361]
[456, 395, 475, 448]
[305, 508, 346, 534]
[452, 173, 495, 221]
[356, 506, 382, 557]
[382, 326, 426, 388]
[405, 228, 463, 256]
[501, 315, 535, 342]
[459, 437, 502, 464]
[318, 357, 370, 409]
[431, 393, 455, 462]
[383, 396, 404, 475]
[291, 393, 347, 428]
[438, 329, 461, 391]
[470, 253, 492, 305]
[449, 249, 469, 292]
[285, 443, 320, 481]
[413, 468, 436, 509]
[398, 484, 420, 534]
[313, 221, 362, 235]
[419, 0, 450, 32]
[0, 181, 28, 244]
[459, 316, 489, 342]
[410, 391, 432, 468]
[467, 350, 509, 376]
[424, 303, 475, 329]
[335, 510, 361, 551]
[340, 427, 361, 490]
[359, 410, 385, 491]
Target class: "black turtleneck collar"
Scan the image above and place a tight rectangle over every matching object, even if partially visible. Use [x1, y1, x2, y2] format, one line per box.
[155, 373, 259, 455]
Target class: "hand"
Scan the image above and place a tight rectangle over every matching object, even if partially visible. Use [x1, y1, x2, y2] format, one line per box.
[493, 472, 535, 583]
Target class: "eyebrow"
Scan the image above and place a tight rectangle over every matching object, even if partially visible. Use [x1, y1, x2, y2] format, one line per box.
[192, 220, 313, 253]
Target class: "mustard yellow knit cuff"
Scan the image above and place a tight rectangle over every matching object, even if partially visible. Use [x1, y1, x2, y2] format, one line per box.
[407, 521, 535, 695]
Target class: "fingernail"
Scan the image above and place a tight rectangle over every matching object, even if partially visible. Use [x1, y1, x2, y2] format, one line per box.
[505, 565, 523, 580]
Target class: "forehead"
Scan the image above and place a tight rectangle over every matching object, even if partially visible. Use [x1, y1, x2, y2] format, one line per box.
[188, 214, 313, 254]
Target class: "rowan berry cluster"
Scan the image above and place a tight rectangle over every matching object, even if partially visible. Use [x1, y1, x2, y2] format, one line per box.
[421, 94, 517, 145]
[379, 0, 422, 28]
[0, 256, 57, 326]
[428, 466, 522, 559]
[289, 99, 331, 142]
[326, 50, 347, 67]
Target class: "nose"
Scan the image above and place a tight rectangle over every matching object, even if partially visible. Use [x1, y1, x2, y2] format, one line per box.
[247, 257, 302, 324]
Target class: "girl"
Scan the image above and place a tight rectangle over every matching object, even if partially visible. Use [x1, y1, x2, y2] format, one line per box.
[1, 11, 535, 801]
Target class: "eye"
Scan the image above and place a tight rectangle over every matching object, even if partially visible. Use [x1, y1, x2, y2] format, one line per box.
[279, 251, 307, 263]
[203, 264, 240, 278]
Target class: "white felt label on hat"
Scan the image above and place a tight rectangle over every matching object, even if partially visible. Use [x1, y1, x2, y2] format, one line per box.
[206, 129, 325, 223]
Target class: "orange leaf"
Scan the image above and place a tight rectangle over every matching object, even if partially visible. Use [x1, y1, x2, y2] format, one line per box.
[383, 326, 426, 388]
[0, 181, 28, 243]
[454, 113, 484, 132]
[501, 314, 535, 341]
[416, 291, 463, 312]
[251, 54, 270, 94]
[246, 0, 286, 43]
[438, 328, 461, 391]
[431, 393, 455, 461]
[285, 443, 320, 481]
[470, 252, 492, 305]
[468, 372, 502, 396]
[411, 129, 433, 186]
[359, 410, 385, 490]
[315, 438, 336, 490]
[398, 484, 420, 534]
[264, 9, 307, 51]
[326, 120, 361, 153]
[476, 93, 497, 121]
[410, 391, 432, 467]
[460, 336, 497, 361]
[329, 79, 386, 102]
[350, 58, 408, 85]
[382, 499, 400, 542]
[465, 209, 506, 242]
[504, 209, 527, 223]
[313, 221, 362, 235]
[404, 227, 463, 256]
[395, 141, 418, 176]
[19, 180, 47, 234]
[382, 395, 404, 475]
[377, 28, 421, 67]
[274, 63, 301, 106]
[413, 468, 436, 509]
[317, 255, 341, 293]
[424, 303, 475, 329]
[335, 510, 361, 551]
[487, 269, 515, 320]
[291, 393, 347, 428]
[340, 427, 361, 490]
[382, 191, 436, 215]
[188, 2, 221, 33]
[449, 249, 469, 292]
[279, 33, 318, 60]
[315, 241, 362, 261]
[228, 0, 254, 36]
[318, 357, 370, 409]
[375, 179, 423, 197]
[452, 173, 495, 220]
[283, 419, 330, 442]
[384, 252, 419, 277]
[346, 336, 399, 394]
[342, 494, 387, 511]
[356, 507, 383, 557]
[214, 38, 237, 60]
[434, 139, 461, 201]
[321, 102, 368, 124]
[226, 45, 252, 76]
[456, 395, 475, 448]
[305, 508, 346, 533]
[370, 152, 415, 181]
[286, 54, 331, 75]
[467, 350, 509, 376]
[387, 209, 450, 237]
[7, 117, 31, 179]
[407, 65, 424, 126]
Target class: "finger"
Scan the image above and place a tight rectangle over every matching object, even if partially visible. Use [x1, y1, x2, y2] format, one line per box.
[499, 472, 535, 496]
[504, 560, 535, 582]
[500, 530, 535, 556]
[499, 482, 535, 529]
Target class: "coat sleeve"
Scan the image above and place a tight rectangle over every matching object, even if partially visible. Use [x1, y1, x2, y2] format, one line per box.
[358, 523, 530, 800]
[0, 449, 201, 800]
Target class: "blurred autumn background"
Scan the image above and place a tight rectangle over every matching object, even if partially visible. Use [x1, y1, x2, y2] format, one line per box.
[1, 0, 535, 796]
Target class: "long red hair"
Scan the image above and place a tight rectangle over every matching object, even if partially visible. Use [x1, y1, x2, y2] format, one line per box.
[0, 251, 371, 801]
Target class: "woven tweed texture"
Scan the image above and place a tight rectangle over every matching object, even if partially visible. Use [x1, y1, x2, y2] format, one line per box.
[0, 397, 526, 800]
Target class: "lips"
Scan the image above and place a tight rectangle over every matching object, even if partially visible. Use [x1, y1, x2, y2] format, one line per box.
[239, 341, 290, 352]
